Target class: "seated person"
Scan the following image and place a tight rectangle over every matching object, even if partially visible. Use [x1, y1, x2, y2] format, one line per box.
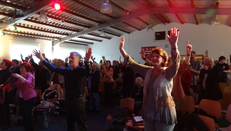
[131, 77, 143, 115]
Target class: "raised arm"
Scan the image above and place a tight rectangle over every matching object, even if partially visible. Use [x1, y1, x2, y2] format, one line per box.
[33, 49, 66, 75]
[119, 37, 151, 77]
[166, 28, 180, 81]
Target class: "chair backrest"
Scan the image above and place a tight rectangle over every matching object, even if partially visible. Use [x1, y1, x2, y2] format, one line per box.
[120, 98, 134, 113]
[199, 99, 222, 119]
[179, 95, 195, 114]
[198, 115, 214, 131]
[226, 104, 231, 123]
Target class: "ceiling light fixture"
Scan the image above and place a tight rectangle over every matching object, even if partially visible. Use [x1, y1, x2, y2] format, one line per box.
[211, 15, 220, 26]
[39, 10, 48, 23]
[100, 0, 112, 14]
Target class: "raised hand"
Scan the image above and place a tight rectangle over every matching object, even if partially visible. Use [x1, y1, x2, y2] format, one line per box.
[167, 28, 179, 48]
[85, 48, 92, 62]
[28, 54, 32, 59]
[32, 49, 44, 61]
[119, 37, 125, 51]
[186, 41, 192, 54]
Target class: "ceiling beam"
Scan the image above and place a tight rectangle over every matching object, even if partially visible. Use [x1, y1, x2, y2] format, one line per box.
[167, 0, 184, 24]
[143, 0, 166, 24]
[0, 1, 27, 11]
[45, 12, 92, 28]
[88, 32, 111, 39]
[20, 20, 111, 40]
[73, 0, 141, 31]
[78, 36, 102, 42]
[151, 7, 231, 15]
[194, 14, 199, 25]
[69, 40, 93, 45]
[216, 1, 220, 9]
[52, 8, 150, 46]
[63, 41, 88, 46]
[16, 23, 70, 36]
[3, 29, 60, 39]
[110, 1, 148, 25]
[191, 0, 195, 8]
[98, 30, 121, 37]
[110, 26, 131, 34]
[0, 0, 54, 29]
[24, 18, 79, 32]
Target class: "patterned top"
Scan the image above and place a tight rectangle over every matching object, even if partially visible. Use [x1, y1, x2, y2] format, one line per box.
[190, 59, 203, 85]
[103, 67, 114, 83]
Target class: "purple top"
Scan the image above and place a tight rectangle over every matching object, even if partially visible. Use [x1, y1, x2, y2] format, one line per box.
[14, 73, 36, 101]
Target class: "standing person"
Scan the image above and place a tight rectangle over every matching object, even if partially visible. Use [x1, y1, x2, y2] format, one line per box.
[119, 28, 180, 131]
[0, 59, 12, 130]
[33, 48, 92, 131]
[12, 62, 36, 131]
[11, 59, 20, 74]
[214, 56, 229, 83]
[101, 60, 114, 106]
[87, 62, 100, 113]
[188, 51, 203, 93]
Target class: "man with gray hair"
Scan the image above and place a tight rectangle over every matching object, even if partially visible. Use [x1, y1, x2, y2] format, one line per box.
[198, 57, 223, 102]
[33, 49, 92, 131]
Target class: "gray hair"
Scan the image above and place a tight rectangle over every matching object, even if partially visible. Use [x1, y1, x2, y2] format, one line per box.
[92, 62, 99, 69]
[70, 51, 81, 59]
[203, 57, 214, 63]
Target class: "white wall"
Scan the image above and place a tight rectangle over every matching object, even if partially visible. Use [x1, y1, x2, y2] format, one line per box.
[0, 35, 52, 63]
[1, 23, 231, 64]
[90, 23, 231, 64]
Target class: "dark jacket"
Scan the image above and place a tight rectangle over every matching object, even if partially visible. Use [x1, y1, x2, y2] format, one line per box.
[87, 70, 100, 93]
[198, 66, 223, 101]
[11, 66, 20, 74]
[131, 85, 143, 101]
[42, 60, 90, 98]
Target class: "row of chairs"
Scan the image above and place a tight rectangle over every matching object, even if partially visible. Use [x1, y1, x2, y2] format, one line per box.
[180, 95, 231, 131]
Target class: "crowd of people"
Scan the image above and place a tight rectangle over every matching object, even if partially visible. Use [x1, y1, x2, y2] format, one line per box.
[0, 27, 229, 131]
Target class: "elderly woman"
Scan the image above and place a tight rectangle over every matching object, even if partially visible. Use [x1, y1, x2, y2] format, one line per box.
[119, 28, 180, 130]
[87, 62, 101, 112]
[12, 62, 36, 131]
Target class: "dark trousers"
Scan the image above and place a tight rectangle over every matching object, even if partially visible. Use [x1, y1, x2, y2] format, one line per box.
[65, 96, 88, 131]
[104, 82, 114, 106]
[123, 82, 133, 98]
[18, 97, 36, 131]
[0, 102, 10, 126]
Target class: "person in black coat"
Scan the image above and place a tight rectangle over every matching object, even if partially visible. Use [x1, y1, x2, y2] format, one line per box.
[87, 62, 101, 112]
[198, 57, 223, 102]
[0, 59, 12, 130]
[11, 59, 20, 74]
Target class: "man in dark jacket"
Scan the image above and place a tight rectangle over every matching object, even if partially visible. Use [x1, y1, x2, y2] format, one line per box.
[33, 49, 91, 131]
[131, 77, 143, 115]
[87, 62, 100, 112]
[198, 57, 223, 102]
[0, 59, 12, 130]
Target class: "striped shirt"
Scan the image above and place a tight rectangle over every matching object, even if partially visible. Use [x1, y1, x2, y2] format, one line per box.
[190, 59, 203, 85]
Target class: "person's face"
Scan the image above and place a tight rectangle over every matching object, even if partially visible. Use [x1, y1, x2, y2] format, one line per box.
[204, 60, 213, 69]
[69, 54, 79, 68]
[106, 61, 110, 68]
[151, 53, 164, 67]
[20, 65, 27, 75]
[220, 59, 225, 64]
[92, 64, 97, 71]
[25, 58, 29, 62]
[57, 60, 63, 67]
[135, 78, 142, 87]
[12, 61, 17, 67]
[0, 61, 7, 69]
[191, 52, 196, 60]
